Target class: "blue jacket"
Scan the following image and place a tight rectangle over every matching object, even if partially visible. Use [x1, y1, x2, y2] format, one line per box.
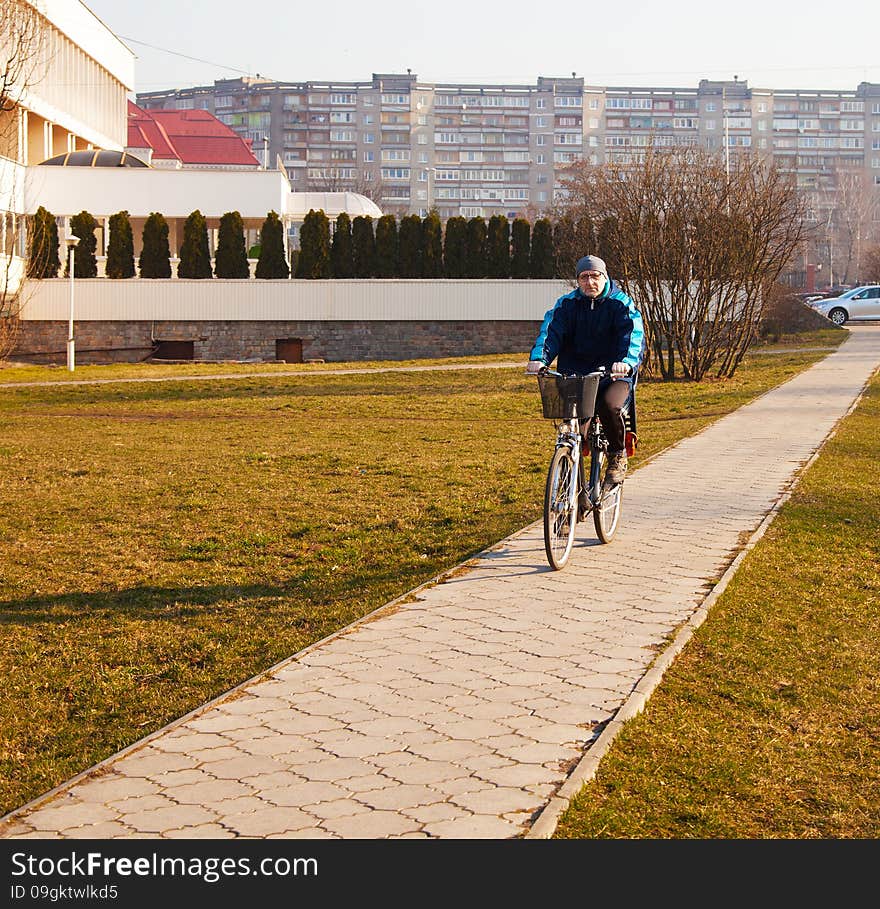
[530, 280, 645, 375]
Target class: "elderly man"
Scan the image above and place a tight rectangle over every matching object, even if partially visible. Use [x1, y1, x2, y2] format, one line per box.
[526, 254, 645, 485]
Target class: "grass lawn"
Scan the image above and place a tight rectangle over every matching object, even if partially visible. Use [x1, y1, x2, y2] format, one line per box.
[0, 332, 848, 816]
[554, 354, 880, 838]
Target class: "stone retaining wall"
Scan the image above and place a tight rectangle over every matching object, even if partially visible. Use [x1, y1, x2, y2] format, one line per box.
[12, 320, 539, 364]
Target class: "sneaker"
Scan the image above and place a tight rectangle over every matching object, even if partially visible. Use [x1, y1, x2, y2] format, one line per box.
[605, 449, 628, 486]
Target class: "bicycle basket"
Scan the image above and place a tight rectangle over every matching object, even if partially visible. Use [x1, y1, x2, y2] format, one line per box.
[537, 372, 600, 420]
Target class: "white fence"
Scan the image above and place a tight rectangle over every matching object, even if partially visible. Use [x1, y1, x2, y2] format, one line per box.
[18, 279, 572, 322]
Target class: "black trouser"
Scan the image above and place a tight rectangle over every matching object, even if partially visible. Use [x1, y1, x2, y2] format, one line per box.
[595, 378, 631, 452]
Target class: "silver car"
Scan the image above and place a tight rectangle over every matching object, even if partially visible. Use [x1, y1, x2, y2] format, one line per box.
[811, 285, 880, 325]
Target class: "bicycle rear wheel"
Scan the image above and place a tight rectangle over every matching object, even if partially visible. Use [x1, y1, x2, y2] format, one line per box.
[544, 447, 578, 569]
[592, 448, 623, 543]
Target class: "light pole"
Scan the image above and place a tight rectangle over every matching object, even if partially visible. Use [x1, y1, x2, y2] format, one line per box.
[65, 234, 79, 372]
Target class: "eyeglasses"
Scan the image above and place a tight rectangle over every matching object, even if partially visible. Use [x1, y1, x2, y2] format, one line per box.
[578, 272, 603, 280]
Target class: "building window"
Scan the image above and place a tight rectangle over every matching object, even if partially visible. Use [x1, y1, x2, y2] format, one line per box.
[705, 120, 716, 130]
[364, 133, 374, 143]
[363, 151, 374, 162]
[706, 102, 716, 112]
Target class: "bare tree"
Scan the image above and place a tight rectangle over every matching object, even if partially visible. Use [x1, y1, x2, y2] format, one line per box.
[825, 167, 879, 285]
[552, 145, 806, 380]
[1, 0, 47, 360]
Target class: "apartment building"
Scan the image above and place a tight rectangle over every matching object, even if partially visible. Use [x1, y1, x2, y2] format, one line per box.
[137, 73, 880, 232]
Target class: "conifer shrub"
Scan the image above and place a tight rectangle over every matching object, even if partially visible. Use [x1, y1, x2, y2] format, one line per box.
[398, 214, 423, 278]
[374, 214, 398, 278]
[351, 215, 375, 278]
[105, 210, 135, 278]
[177, 210, 212, 279]
[68, 211, 98, 278]
[422, 211, 443, 278]
[465, 216, 488, 278]
[139, 213, 172, 278]
[255, 210, 290, 278]
[530, 217, 554, 278]
[26, 206, 60, 279]
[443, 216, 468, 278]
[330, 212, 354, 278]
[295, 209, 330, 278]
[214, 211, 249, 278]
[511, 218, 531, 279]
[487, 214, 510, 278]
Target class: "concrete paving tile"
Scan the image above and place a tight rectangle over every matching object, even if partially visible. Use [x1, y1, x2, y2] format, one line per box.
[209, 796, 270, 815]
[299, 757, 377, 782]
[235, 736, 319, 758]
[74, 774, 162, 802]
[450, 786, 540, 815]
[338, 773, 395, 794]
[189, 713, 266, 734]
[263, 715, 340, 736]
[421, 815, 521, 839]
[474, 763, 561, 788]
[205, 755, 291, 780]
[321, 810, 420, 838]
[382, 759, 465, 786]
[225, 807, 317, 836]
[63, 821, 137, 838]
[187, 746, 247, 764]
[25, 800, 118, 831]
[115, 750, 198, 777]
[106, 794, 174, 814]
[259, 780, 348, 807]
[119, 804, 218, 833]
[304, 799, 373, 821]
[501, 742, 582, 764]
[401, 802, 469, 824]
[168, 779, 256, 805]
[273, 827, 338, 839]
[163, 824, 237, 839]
[307, 732, 398, 759]
[358, 784, 444, 811]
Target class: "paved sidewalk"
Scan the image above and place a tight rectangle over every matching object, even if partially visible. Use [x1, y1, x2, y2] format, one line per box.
[2, 327, 877, 840]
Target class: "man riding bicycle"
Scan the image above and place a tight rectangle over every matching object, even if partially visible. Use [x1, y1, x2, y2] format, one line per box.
[526, 255, 645, 487]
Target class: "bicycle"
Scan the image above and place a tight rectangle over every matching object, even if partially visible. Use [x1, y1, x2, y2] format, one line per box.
[535, 368, 629, 570]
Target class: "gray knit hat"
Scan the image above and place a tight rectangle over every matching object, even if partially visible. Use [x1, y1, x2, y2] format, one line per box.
[575, 255, 607, 279]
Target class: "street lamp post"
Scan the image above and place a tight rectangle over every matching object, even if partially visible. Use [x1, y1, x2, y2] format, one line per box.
[65, 234, 79, 372]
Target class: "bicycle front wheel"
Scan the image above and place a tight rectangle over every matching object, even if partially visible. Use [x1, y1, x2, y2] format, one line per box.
[544, 447, 578, 570]
[592, 448, 623, 543]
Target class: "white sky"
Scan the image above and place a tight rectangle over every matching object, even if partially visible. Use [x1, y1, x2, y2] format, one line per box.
[84, 0, 879, 95]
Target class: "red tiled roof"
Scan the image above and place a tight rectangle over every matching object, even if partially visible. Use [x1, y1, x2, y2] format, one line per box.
[127, 101, 259, 167]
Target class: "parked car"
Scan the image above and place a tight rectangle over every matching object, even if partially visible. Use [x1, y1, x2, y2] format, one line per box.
[793, 292, 827, 304]
[810, 285, 880, 325]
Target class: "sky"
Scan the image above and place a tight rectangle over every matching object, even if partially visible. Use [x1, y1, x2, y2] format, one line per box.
[84, 0, 879, 95]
